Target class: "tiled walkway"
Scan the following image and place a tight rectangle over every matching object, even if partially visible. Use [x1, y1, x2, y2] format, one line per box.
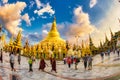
[0, 52, 120, 80]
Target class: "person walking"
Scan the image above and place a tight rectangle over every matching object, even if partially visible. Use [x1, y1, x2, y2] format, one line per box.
[88, 54, 93, 70]
[51, 58, 57, 73]
[63, 57, 66, 64]
[10, 52, 16, 71]
[83, 54, 88, 70]
[117, 48, 119, 57]
[17, 48, 21, 65]
[18, 53, 21, 65]
[100, 52, 104, 63]
[28, 57, 33, 72]
[74, 57, 80, 70]
[39, 58, 47, 71]
[0, 49, 3, 63]
[107, 49, 110, 59]
[67, 57, 71, 68]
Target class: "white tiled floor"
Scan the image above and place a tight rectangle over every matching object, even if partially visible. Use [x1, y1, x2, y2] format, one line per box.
[0, 52, 120, 80]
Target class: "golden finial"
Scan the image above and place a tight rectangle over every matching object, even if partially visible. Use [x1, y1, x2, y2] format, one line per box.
[54, 16, 56, 21]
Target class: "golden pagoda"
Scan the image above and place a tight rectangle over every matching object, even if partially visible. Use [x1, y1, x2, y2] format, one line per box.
[39, 17, 66, 59]
[40, 17, 65, 44]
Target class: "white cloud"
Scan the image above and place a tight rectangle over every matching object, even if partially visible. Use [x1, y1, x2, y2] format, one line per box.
[29, 1, 35, 9]
[41, 16, 47, 19]
[42, 29, 48, 38]
[35, 0, 43, 9]
[0, 2, 26, 36]
[89, 0, 97, 8]
[34, 32, 38, 35]
[58, 6, 96, 45]
[42, 23, 52, 29]
[92, 0, 120, 46]
[21, 13, 31, 26]
[34, 3, 55, 17]
[42, 29, 48, 34]
[2, 0, 8, 4]
[24, 32, 42, 45]
[66, 6, 96, 37]
[30, 17, 35, 21]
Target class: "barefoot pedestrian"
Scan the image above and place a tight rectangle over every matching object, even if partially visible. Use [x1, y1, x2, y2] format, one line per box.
[39, 58, 47, 71]
[51, 58, 57, 73]
[10, 51, 16, 71]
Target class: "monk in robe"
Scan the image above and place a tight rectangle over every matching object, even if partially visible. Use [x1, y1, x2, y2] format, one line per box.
[51, 58, 57, 73]
[39, 58, 46, 71]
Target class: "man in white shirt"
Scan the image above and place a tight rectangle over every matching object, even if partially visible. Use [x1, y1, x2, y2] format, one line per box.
[10, 52, 16, 71]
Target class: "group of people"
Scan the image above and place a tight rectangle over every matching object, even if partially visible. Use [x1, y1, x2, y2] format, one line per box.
[28, 57, 57, 73]
[9, 51, 57, 72]
[63, 54, 93, 70]
[100, 48, 120, 63]
[83, 54, 93, 70]
[5, 48, 120, 73]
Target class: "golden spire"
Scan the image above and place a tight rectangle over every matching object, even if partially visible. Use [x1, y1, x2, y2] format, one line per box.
[105, 33, 109, 42]
[50, 16, 57, 32]
[13, 30, 22, 48]
[109, 27, 113, 38]
[46, 17, 60, 38]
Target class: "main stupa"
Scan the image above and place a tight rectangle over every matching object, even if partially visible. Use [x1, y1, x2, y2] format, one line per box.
[39, 17, 65, 49]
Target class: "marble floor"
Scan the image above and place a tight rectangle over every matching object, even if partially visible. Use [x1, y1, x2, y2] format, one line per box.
[0, 52, 120, 80]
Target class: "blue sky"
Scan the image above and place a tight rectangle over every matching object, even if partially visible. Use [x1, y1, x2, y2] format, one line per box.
[0, 0, 120, 45]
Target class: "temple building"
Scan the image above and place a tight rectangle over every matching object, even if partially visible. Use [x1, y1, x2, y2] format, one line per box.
[39, 17, 66, 59]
